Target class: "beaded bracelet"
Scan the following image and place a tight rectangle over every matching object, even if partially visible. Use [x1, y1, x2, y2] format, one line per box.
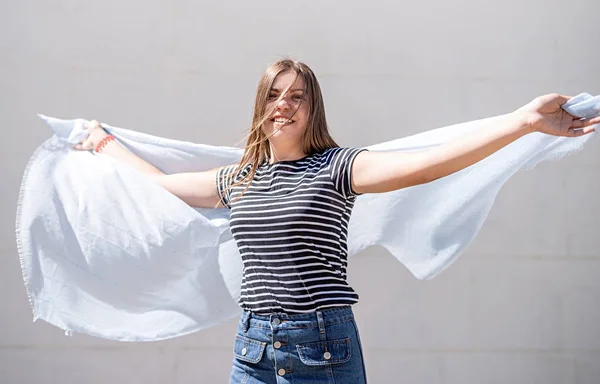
[94, 134, 116, 153]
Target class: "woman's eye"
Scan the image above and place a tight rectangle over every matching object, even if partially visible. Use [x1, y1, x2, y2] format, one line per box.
[293, 95, 303, 101]
[268, 94, 277, 100]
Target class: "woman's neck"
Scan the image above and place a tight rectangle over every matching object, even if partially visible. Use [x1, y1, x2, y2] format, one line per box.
[268, 144, 307, 164]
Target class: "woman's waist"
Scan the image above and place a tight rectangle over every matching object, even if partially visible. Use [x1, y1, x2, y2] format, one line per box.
[240, 304, 356, 329]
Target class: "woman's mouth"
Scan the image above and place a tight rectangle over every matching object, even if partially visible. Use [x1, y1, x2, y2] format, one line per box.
[271, 117, 295, 125]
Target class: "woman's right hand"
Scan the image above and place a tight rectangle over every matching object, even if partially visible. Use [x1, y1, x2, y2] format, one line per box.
[70, 119, 229, 208]
[73, 120, 110, 151]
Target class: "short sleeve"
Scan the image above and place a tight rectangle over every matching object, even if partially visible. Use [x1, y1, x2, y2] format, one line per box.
[216, 165, 238, 209]
[328, 147, 368, 199]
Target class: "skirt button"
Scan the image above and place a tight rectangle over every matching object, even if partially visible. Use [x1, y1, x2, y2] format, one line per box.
[274, 341, 282, 349]
[277, 368, 286, 376]
[323, 351, 332, 360]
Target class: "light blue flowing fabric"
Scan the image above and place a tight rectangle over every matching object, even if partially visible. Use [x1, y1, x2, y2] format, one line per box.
[16, 94, 599, 341]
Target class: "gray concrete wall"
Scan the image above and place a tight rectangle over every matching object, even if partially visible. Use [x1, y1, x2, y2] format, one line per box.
[2, 0, 599, 383]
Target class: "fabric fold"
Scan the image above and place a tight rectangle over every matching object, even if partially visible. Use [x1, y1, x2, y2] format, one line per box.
[16, 94, 598, 341]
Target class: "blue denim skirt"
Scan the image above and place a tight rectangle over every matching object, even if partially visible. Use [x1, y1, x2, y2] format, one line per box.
[229, 306, 367, 383]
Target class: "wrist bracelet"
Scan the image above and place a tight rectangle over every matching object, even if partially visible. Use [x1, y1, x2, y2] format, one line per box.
[94, 135, 116, 153]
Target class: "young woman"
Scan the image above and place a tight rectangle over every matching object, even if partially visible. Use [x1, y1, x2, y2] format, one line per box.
[75, 60, 597, 383]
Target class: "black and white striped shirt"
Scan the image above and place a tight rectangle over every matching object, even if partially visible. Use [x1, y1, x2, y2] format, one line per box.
[216, 147, 367, 314]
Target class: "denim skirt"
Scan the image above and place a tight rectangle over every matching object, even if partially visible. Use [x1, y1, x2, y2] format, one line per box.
[229, 306, 367, 383]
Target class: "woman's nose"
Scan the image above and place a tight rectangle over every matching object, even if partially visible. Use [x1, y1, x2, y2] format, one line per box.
[276, 96, 291, 110]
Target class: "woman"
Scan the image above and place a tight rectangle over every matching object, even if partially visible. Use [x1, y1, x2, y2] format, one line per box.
[75, 59, 597, 383]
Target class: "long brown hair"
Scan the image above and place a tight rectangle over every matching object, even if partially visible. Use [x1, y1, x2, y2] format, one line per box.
[222, 59, 338, 203]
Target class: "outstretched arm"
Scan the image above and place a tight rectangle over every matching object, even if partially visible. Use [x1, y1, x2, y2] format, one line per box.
[352, 94, 599, 194]
[74, 121, 228, 208]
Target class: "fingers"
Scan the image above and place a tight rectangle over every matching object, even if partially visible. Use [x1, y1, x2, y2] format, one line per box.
[567, 114, 599, 136]
[72, 143, 87, 151]
[73, 139, 94, 151]
[85, 120, 102, 133]
[571, 116, 600, 129]
[568, 125, 596, 137]
[74, 119, 103, 151]
[582, 125, 596, 134]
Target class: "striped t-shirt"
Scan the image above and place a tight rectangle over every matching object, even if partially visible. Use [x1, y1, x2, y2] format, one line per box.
[216, 147, 367, 314]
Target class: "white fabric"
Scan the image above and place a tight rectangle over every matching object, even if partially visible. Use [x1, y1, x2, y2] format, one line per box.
[16, 93, 599, 341]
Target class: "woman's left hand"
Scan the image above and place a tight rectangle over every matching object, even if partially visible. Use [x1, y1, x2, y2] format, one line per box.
[517, 93, 600, 137]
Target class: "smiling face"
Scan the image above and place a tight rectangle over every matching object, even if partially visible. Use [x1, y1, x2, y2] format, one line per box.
[240, 60, 337, 169]
[262, 71, 309, 143]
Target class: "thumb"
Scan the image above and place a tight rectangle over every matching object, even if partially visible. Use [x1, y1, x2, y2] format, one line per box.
[73, 139, 95, 151]
[553, 94, 572, 106]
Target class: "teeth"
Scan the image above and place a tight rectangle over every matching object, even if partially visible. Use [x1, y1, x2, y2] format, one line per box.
[274, 118, 292, 123]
